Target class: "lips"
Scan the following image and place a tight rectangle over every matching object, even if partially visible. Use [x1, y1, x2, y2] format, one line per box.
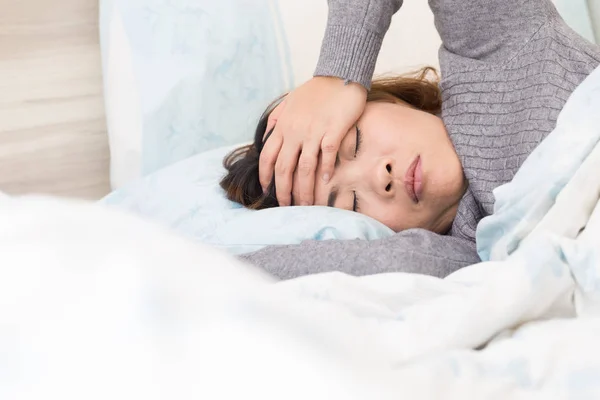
[404, 156, 423, 203]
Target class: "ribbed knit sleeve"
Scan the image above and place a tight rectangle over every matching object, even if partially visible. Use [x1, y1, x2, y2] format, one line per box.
[314, 0, 403, 89]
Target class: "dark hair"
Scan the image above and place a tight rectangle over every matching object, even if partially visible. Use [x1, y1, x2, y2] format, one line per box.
[220, 67, 442, 209]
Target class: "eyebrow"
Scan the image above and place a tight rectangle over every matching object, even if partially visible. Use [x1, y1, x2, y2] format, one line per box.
[327, 187, 339, 208]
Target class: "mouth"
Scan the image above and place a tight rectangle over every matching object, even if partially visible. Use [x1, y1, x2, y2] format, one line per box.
[404, 156, 423, 204]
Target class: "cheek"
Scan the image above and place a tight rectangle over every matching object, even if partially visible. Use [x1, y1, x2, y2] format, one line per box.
[366, 208, 407, 232]
[360, 192, 443, 232]
[359, 200, 411, 232]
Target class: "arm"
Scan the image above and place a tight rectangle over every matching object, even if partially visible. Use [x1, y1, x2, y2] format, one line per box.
[240, 229, 481, 280]
[314, 0, 404, 89]
[259, 0, 403, 206]
[428, 0, 558, 62]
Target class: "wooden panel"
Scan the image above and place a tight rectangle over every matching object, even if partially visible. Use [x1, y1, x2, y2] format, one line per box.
[0, 0, 109, 199]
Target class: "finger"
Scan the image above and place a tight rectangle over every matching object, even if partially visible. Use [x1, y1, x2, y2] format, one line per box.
[258, 129, 283, 191]
[264, 99, 286, 137]
[320, 130, 345, 183]
[274, 142, 301, 207]
[293, 138, 321, 206]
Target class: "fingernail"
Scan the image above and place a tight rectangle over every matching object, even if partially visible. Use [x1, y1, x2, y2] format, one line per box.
[262, 186, 267, 193]
[322, 173, 330, 183]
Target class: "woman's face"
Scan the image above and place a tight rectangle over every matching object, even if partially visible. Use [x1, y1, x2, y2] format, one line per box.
[292, 101, 466, 233]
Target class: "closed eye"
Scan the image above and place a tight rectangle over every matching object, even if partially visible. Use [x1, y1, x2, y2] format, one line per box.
[354, 125, 362, 157]
[352, 191, 361, 212]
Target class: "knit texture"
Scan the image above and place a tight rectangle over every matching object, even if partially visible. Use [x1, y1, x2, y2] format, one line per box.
[242, 0, 600, 280]
[442, 8, 600, 242]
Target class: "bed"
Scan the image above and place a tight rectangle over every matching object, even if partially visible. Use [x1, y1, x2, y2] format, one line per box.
[4, 2, 600, 398]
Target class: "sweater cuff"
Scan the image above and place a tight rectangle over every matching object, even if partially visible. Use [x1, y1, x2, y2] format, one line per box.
[313, 25, 384, 90]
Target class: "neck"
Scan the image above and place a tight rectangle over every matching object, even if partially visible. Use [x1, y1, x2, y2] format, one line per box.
[430, 178, 468, 234]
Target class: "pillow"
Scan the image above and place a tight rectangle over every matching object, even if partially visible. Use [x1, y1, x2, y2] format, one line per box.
[99, 0, 294, 189]
[100, 145, 394, 255]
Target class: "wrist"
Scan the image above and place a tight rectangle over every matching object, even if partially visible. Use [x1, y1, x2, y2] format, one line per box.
[312, 76, 368, 95]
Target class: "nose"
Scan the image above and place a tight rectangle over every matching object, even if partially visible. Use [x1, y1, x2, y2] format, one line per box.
[373, 159, 394, 197]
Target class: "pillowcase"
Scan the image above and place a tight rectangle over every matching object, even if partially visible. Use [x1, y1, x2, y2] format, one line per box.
[99, 0, 294, 189]
[100, 145, 394, 255]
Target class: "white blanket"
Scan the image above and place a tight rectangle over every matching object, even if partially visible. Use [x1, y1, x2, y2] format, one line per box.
[2, 190, 600, 399]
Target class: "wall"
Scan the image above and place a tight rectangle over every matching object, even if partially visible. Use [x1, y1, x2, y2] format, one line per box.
[588, 0, 600, 43]
[279, 0, 441, 86]
[0, 0, 109, 199]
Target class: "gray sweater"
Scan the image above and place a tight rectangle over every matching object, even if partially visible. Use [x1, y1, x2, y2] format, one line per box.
[242, 0, 600, 279]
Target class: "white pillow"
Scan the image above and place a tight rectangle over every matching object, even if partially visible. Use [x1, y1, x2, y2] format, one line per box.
[100, 145, 394, 255]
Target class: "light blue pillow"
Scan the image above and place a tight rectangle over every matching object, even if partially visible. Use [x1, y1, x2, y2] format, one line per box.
[101, 145, 394, 255]
[99, 0, 294, 188]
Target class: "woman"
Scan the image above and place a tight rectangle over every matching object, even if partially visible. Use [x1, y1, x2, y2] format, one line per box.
[228, 0, 600, 280]
[221, 68, 467, 234]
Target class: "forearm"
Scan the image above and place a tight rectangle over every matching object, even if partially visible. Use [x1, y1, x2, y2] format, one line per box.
[314, 0, 404, 89]
[240, 228, 480, 280]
